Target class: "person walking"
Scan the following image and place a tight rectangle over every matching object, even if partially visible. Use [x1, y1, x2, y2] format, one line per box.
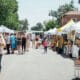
[5, 33, 10, 54]
[31, 33, 35, 48]
[10, 34, 16, 54]
[22, 34, 26, 53]
[43, 38, 48, 53]
[16, 34, 21, 54]
[0, 35, 3, 72]
[26, 34, 30, 51]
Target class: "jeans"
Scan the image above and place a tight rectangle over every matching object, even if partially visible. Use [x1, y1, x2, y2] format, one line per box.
[6, 44, 10, 54]
[44, 46, 47, 53]
[22, 44, 26, 51]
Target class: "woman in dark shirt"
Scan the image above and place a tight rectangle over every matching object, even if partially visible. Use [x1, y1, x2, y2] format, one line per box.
[22, 34, 26, 53]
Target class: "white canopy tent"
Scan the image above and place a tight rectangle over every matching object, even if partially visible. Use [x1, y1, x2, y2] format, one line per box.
[44, 28, 57, 35]
[0, 25, 14, 33]
[44, 29, 52, 35]
[61, 19, 75, 33]
[50, 28, 57, 35]
[70, 21, 80, 33]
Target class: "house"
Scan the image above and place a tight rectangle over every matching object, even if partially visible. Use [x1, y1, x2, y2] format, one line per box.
[61, 11, 80, 26]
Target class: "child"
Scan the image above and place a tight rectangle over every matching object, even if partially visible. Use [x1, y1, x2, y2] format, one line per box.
[43, 38, 48, 53]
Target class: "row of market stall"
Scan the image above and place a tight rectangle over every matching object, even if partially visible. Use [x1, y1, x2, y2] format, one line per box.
[44, 19, 80, 35]
[44, 19, 80, 58]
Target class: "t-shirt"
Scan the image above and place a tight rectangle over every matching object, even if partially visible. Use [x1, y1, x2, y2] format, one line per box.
[10, 35, 16, 44]
[31, 34, 35, 40]
[5, 36, 10, 44]
[22, 37, 26, 44]
[43, 41, 48, 47]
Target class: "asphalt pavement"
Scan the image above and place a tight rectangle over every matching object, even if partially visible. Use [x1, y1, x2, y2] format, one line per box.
[0, 48, 74, 80]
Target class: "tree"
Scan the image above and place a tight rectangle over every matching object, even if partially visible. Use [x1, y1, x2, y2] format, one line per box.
[36, 22, 43, 30]
[31, 22, 43, 31]
[0, 0, 19, 30]
[43, 20, 58, 31]
[31, 26, 38, 31]
[20, 19, 29, 31]
[49, 0, 77, 26]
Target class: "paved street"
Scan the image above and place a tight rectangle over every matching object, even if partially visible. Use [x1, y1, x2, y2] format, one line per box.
[0, 48, 74, 80]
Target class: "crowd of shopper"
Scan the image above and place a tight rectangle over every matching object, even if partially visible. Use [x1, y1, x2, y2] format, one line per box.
[0, 32, 49, 72]
[0, 32, 80, 72]
[4, 33, 27, 54]
[0, 32, 31, 72]
[48, 34, 80, 59]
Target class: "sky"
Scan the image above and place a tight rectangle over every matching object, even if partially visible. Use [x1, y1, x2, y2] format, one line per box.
[17, 0, 80, 28]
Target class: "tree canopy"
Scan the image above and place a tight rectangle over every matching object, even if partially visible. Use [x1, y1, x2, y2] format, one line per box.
[49, 0, 77, 26]
[43, 20, 58, 31]
[0, 0, 19, 30]
[19, 19, 29, 31]
[31, 22, 43, 31]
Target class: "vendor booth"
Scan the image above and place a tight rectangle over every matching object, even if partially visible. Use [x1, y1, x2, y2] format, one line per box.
[44, 28, 57, 35]
[57, 19, 75, 34]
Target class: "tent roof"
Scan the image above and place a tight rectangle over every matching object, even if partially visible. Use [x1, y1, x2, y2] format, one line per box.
[57, 19, 75, 33]
[70, 21, 80, 32]
[0, 25, 14, 33]
[44, 28, 57, 35]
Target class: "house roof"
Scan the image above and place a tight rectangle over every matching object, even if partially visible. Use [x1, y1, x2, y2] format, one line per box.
[65, 11, 80, 15]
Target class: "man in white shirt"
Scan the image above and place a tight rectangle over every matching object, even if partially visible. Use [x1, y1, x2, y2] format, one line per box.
[5, 33, 10, 54]
[31, 33, 35, 48]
